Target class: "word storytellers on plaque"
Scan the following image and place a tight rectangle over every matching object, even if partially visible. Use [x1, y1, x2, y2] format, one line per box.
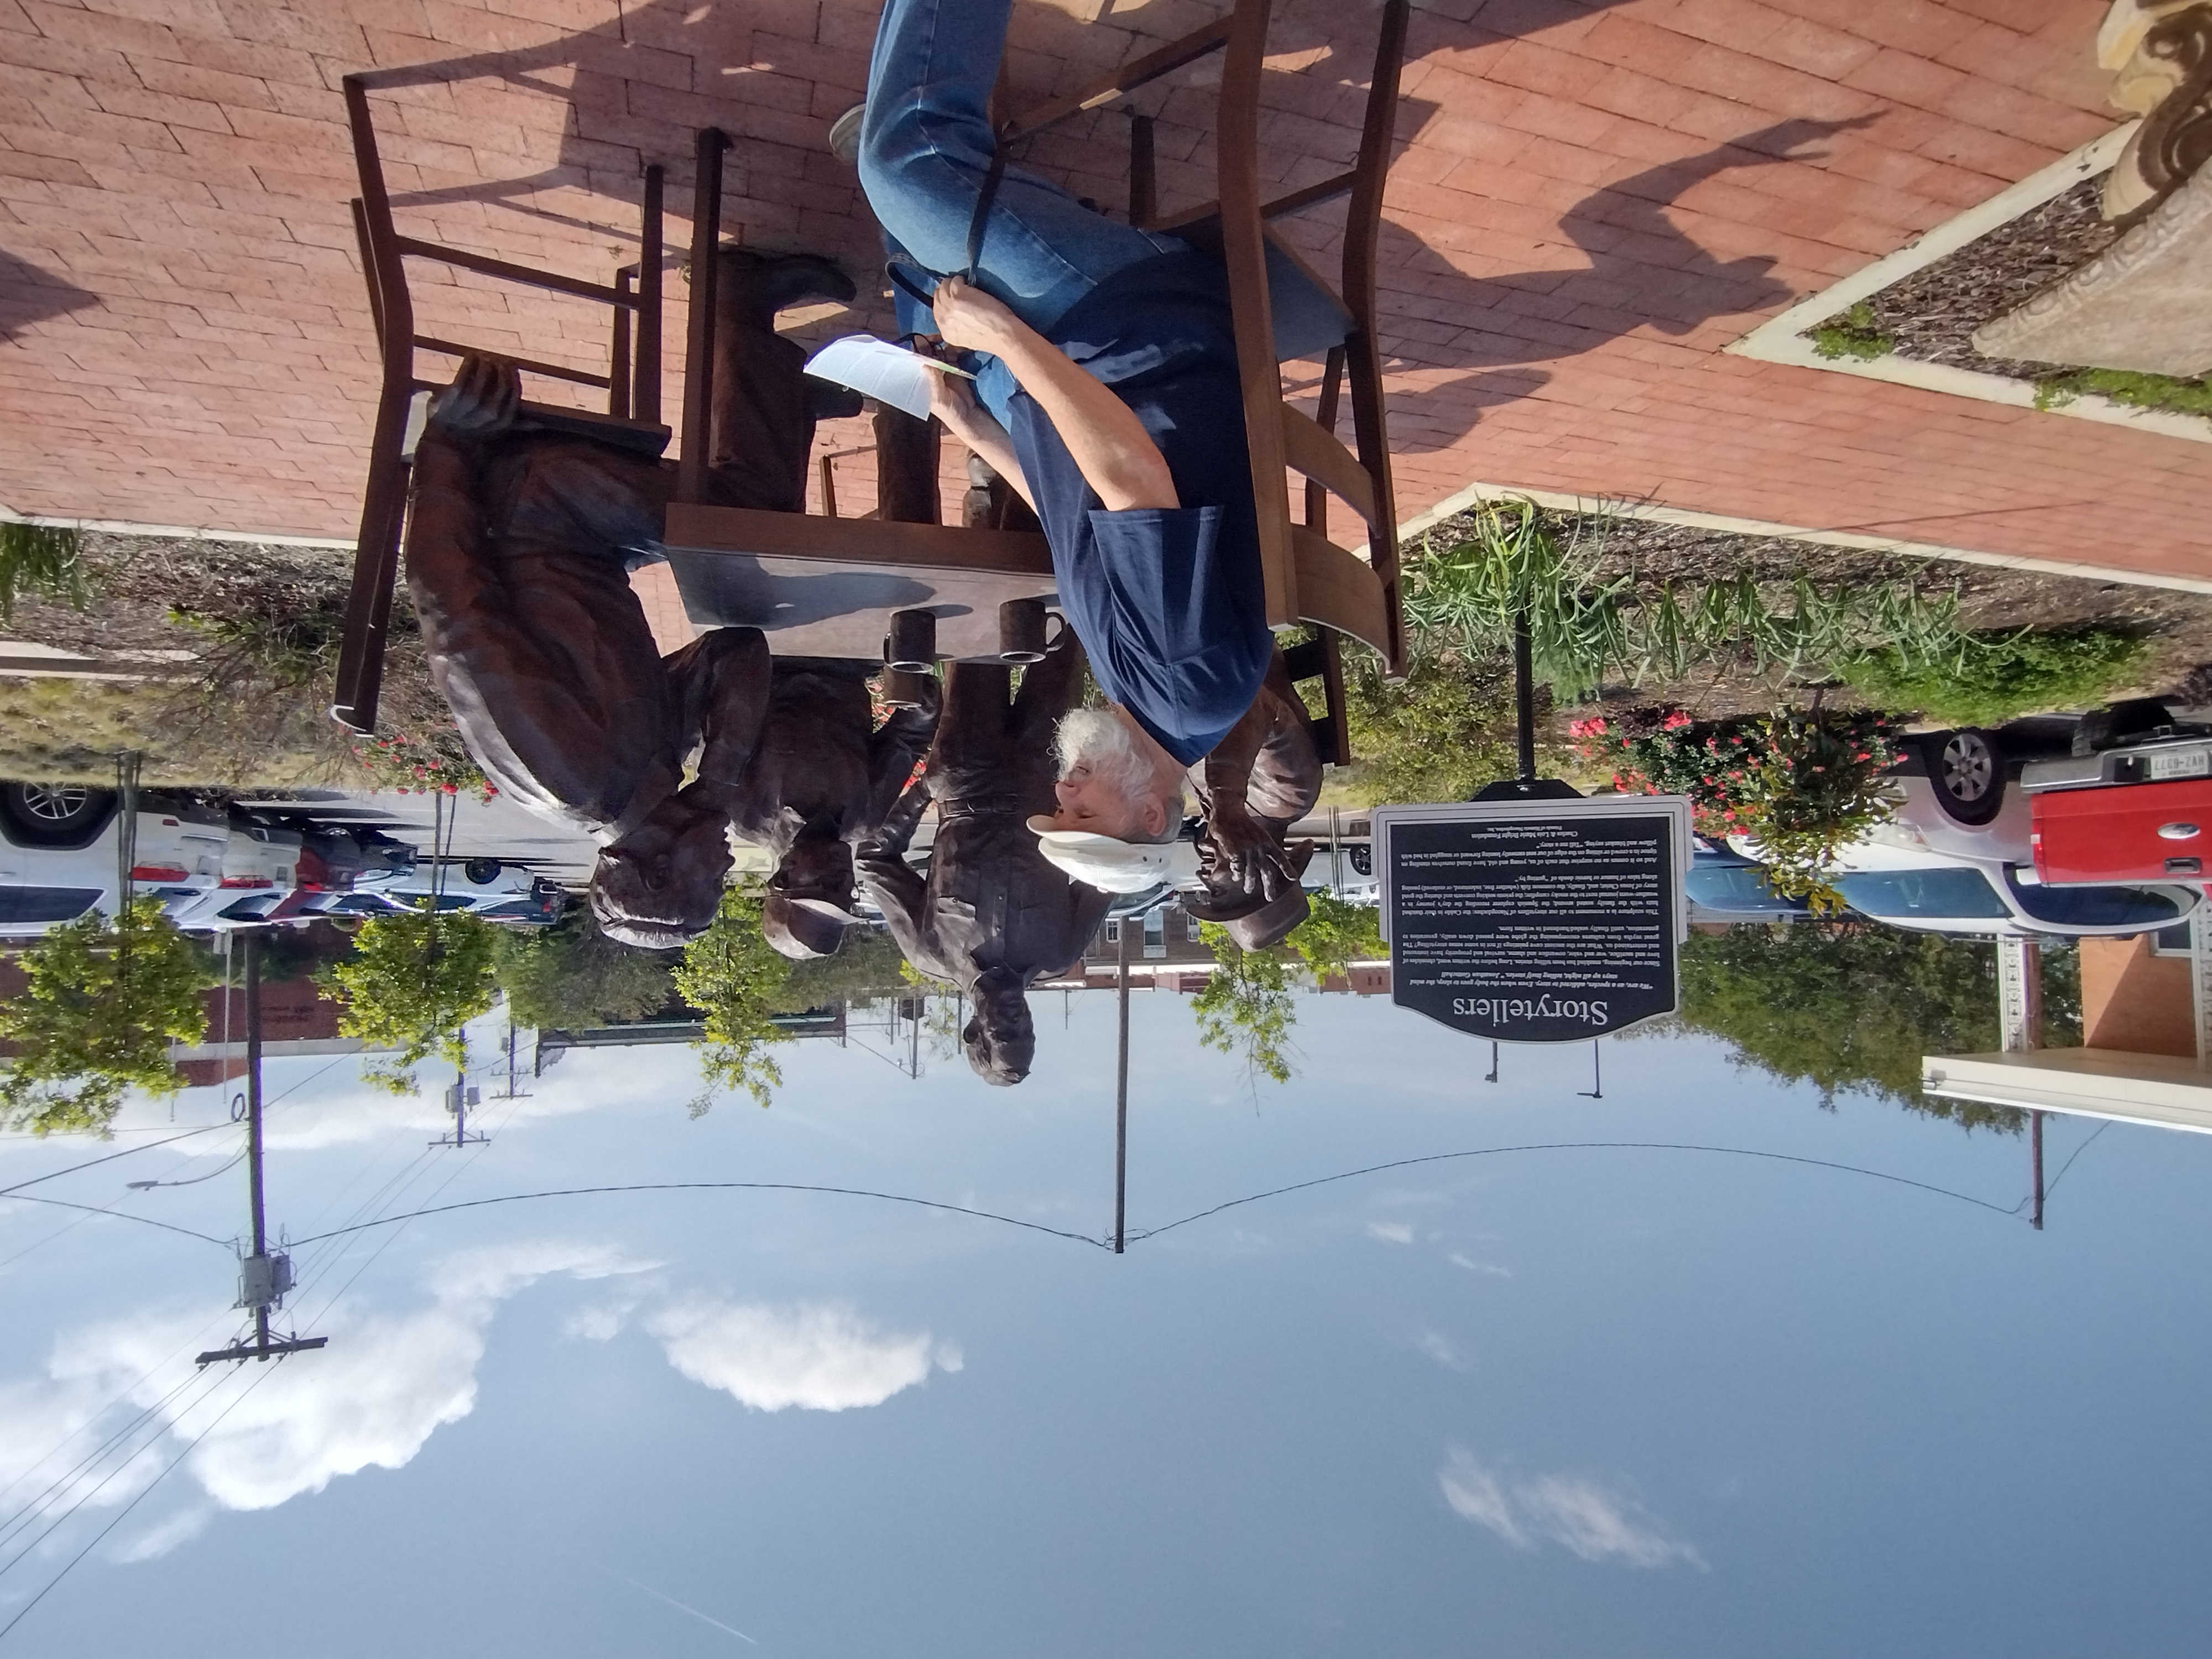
[1371, 798, 1694, 1044]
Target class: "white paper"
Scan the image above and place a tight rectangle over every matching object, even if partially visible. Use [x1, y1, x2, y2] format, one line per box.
[803, 333, 971, 421]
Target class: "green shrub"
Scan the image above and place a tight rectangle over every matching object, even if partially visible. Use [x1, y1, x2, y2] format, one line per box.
[1807, 301, 1893, 362]
[1401, 500, 1976, 702]
[0, 521, 88, 625]
[2034, 367, 2212, 419]
[1573, 707, 1901, 911]
[1340, 647, 1524, 805]
[1840, 625, 2147, 726]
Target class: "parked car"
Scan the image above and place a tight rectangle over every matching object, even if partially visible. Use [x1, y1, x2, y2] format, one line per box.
[0, 784, 231, 937]
[1686, 837, 1810, 921]
[2022, 699, 2212, 885]
[1730, 721, 2199, 939]
[339, 859, 567, 925]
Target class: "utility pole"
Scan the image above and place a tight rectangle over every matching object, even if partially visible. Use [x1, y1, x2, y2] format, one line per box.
[196, 932, 327, 1366]
[486, 1021, 531, 1103]
[2030, 1109, 2046, 1232]
[433, 1048, 488, 1149]
[1114, 922, 1131, 1255]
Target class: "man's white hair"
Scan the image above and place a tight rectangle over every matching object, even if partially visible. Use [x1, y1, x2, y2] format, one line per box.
[1054, 707, 1185, 843]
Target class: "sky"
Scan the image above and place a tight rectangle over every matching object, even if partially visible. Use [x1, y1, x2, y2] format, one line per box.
[1, 989, 2209, 1658]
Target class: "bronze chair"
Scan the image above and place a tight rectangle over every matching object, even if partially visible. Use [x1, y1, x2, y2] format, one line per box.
[331, 73, 676, 733]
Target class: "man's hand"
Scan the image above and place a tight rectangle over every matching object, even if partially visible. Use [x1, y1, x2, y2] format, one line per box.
[925, 361, 988, 444]
[930, 276, 1020, 357]
[428, 355, 521, 440]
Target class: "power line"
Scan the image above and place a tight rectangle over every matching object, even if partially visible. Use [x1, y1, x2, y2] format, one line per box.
[0, 1360, 280, 1645]
[288, 1182, 1115, 1251]
[0, 1366, 231, 1580]
[0, 1194, 234, 1249]
[1121, 1141, 2033, 1244]
[0, 1367, 216, 1556]
[0, 1124, 234, 1200]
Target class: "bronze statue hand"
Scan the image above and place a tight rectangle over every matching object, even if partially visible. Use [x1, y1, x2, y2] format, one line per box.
[1202, 806, 1286, 901]
[428, 354, 521, 440]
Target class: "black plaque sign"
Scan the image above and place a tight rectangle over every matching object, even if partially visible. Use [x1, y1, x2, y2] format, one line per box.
[1375, 800, 1691, 1043]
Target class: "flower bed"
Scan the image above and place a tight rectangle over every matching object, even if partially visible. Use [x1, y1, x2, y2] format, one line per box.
[1571, 707, 1901, 910]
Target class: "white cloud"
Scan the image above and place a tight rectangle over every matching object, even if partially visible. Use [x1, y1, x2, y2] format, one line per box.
[646, 1298, 957, 1413]
[1414, 1331, 1468, 1371]
[0, 1240, 654, 1551]
[1448, 1253, 1511, 1277]
[111, 1503, 213, 1563]
[1365, 1220, 1416, 1244]
[1438, 1448, 1705, 1570]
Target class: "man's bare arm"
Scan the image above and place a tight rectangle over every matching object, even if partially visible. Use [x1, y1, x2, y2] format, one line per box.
[931, 277, 1178, 512]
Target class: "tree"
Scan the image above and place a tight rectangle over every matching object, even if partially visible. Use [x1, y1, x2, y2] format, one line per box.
[1191, 923, 1298, 1087]
[494, 910, 676, 1030]
[771, 923, 912, 1014]
[0, 898, 208, 1137]
[1670, 921, 2079, 1129]
[319, 903, 499, 1095]
[1284, 893, 1385, 984]
[1341, 647, 1524, 805]
[673, 887, 792, 1110]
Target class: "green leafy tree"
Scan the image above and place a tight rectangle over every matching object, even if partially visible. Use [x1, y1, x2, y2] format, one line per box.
[1342, 647, 1524, 805]
[319, 902, 499, 1095]
[494, 910, 676, 1030]
[771, 923, 913, 1013]
[1671, 921, 2079, 1129]
[0, 898, 208, 1137]
[1284, 893, 1385, 984]
[1192, 922, 1297, 1087]
[674, 887, 791, 1110]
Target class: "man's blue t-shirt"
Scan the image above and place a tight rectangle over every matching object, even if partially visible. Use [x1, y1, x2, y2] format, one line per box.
[1001, 251, 1274, 767]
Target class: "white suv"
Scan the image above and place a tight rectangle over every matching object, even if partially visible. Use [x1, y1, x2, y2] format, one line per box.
[0, 783, 231, 938]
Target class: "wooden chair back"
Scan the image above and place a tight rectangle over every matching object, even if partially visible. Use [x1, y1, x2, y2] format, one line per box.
[331, 74, 675, 733]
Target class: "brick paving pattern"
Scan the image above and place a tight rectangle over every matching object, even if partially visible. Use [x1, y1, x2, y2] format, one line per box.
[2, 0, 2204, 593]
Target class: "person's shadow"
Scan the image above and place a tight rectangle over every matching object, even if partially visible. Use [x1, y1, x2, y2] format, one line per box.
[1, 249, 99, 345]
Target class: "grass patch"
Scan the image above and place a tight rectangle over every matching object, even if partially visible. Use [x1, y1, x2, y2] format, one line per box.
[1807, 301, 1894, 362]
[1840, 624, 2148, 726]
[2033, 366, 2212, 419]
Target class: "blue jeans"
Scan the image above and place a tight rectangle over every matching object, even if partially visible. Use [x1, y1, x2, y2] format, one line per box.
[859, 0, 1187, 421]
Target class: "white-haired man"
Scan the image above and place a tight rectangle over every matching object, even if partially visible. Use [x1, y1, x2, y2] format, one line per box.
[1036, 648, 1323, 942]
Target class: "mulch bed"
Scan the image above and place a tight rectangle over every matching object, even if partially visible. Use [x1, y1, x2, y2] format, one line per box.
[1819, 175, 2124, 382]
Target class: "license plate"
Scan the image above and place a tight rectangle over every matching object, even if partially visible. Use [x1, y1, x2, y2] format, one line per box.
[2148, 748, 2212, 781]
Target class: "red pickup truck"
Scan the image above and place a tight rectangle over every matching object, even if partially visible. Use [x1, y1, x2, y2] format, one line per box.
[2025, 701, 2212, 884]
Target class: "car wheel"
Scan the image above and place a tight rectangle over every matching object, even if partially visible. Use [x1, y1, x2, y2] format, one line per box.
[1921, 729, 2005, 826]
[2072, 698, 2175, 757]
[1348, 844, 1373, 877]
[462, 858, 502, 885]
[0, 782, 121, 848]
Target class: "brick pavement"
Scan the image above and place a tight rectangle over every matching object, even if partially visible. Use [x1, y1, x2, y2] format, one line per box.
[2, 0, 2205, 595]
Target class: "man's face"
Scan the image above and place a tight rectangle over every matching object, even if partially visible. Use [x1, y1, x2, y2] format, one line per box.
[1050, 764, 1151, 838]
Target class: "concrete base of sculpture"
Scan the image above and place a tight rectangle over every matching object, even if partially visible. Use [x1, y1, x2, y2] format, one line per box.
[1973, 161, 2212, 377]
